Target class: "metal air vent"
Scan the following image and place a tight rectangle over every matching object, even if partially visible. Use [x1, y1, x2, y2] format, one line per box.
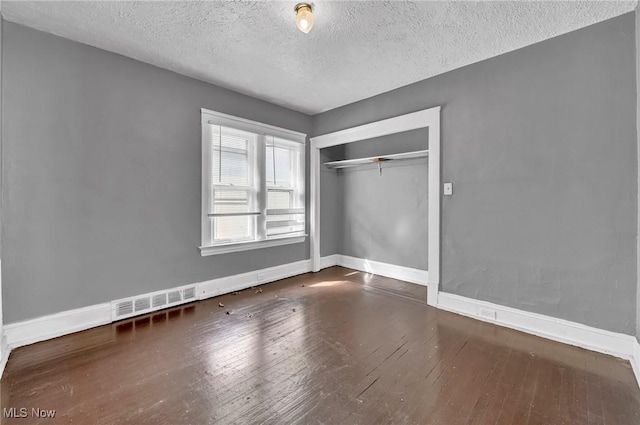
[115, 300, 134, 317]
[111, 284, 198, 321]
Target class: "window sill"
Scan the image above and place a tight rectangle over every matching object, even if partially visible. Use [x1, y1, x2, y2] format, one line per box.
[199, 235, 307, 256]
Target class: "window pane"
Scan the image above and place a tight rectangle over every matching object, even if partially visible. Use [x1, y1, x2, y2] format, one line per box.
[213, 216, 255, 242]
[221, 151, 248, 185]
[274, 147, 292, 186]
[266, 139, 296, 187]
[267, 214, 304, 237]
[211, 126, 252, 186]
[212, 190, 252, 214]
[267, 190, 292, 210]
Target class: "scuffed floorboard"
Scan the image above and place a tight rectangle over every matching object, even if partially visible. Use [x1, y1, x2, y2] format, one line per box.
[1, 266, 639, 424]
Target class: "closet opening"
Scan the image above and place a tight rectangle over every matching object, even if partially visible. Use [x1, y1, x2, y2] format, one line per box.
[310, 107, 441, 305]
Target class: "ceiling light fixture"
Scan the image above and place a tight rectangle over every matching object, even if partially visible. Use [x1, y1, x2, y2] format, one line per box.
[294, 3, 314, 34]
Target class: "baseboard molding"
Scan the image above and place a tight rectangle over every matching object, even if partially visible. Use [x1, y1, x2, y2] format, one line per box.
[198, 259, 311, 298]
[320, 254, 437, 306]
[319, 254, 339, 270]
[0, 333, 10, 379]
[632, 339, 640, 389]
[437, 292, 636, 361]
[336, 255, 429, 286]
[3, 259, 314, 351]
[5, 304, 112, 349]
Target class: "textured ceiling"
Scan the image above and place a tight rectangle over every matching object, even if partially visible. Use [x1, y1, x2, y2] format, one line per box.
[2, 1, 637, 114]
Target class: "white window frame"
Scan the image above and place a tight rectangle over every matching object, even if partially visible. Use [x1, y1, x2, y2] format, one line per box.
[200, 108, 307, 256]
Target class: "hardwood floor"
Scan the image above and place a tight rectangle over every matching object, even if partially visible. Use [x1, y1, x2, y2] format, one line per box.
[1, 266, 639, 424]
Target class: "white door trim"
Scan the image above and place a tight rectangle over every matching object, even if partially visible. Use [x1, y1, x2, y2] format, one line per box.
[309, 107, 441, 305]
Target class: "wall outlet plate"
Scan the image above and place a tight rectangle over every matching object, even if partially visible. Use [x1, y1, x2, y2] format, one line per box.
[479, 308, 497, 320]
[444, 182, 453, 195]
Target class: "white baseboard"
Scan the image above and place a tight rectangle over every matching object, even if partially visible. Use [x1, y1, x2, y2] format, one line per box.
[319, 254, 339, 270]
[336, 255, 429, 285]
[3, 259, 314, 351]
[632, 339, 640, 389]
[320, 254, 437, 306]
[198, 259, 311, 298]
[5, 304, 112, 349]
[437, 292, 636, 360]
[0, 333, 10, 379]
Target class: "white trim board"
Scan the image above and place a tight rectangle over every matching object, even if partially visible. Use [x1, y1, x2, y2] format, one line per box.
[200, 108, 307, 142]
[198, 259, 311, 299]
[5, 304, 112, 349]
[200, 235, 306, 256]
[632, 340, 640, 389]
[337, 255, 428, 286]
[319, 254, 339, 270]
[437, 292, 637, 361]
[3, 260, 313, 351]
[310, 109, 439, 149]
[0, 334, 10, 380]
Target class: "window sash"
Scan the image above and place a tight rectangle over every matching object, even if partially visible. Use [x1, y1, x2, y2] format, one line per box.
[267, 209, 305, 215]
[210, 126, 255, 188]
[212, 215, 256, 244]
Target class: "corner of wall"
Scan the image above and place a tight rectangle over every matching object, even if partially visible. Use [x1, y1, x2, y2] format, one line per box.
[635, 5, 640, 345]
[0, 13, 6, 379]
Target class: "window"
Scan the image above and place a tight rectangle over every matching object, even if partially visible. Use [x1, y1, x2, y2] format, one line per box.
[200, 109, 306, 256]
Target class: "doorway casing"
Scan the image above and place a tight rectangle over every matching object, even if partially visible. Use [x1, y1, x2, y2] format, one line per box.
[309, 106, 441, 306]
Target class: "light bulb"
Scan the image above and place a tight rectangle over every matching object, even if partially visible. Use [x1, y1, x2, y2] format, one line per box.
[295, 3, 314, 34]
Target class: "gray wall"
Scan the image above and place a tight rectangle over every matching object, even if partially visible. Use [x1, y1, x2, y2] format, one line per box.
[0, 15, 4, 344]
[319, 145, 344, 257]
[636, 7, 640, 343]
[2, 22, 313, 323]
[329, 129, 429, 269]
[314, 13, 638, 334]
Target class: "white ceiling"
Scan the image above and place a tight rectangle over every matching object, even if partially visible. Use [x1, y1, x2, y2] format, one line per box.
[2, 1, 637, 115]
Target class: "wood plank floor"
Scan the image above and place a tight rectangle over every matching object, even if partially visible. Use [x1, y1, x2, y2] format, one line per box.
[1, 266, 639, 424]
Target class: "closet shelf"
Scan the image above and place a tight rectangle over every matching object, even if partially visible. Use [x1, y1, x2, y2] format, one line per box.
[323, 149, 429, 169]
